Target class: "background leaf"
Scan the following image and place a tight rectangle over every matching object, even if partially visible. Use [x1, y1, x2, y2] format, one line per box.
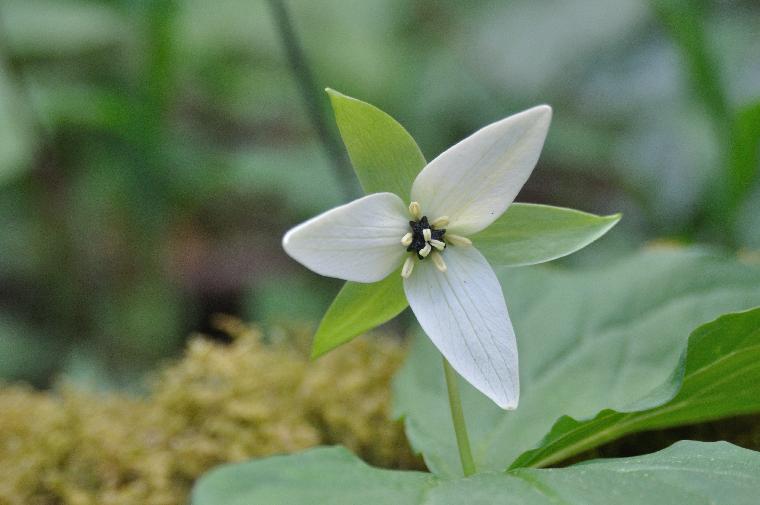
[327, 89, 426, 201]
[725, 101, 760, 222]
[0, 60, 35, 185]
[511, 306, 760, 468]
[471, 203, 621, 267]
[192, 442, 760, 505]
[3, 0, 126, 56]
[393, 248, 760, 477]
[312, 271, 408, 358]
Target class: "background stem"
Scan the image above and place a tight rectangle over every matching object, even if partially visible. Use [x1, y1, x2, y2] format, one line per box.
[267, 0, 359, 200]
[442, 357, 476, 477]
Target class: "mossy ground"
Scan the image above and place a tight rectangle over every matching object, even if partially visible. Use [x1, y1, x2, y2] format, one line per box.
[0, 319, 422, 505]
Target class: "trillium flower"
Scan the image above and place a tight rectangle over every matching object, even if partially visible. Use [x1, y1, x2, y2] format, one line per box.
[283, 105, 552, 409]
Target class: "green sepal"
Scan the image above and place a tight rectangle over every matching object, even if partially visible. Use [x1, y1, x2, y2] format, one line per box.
[311, 271, 408, 359]
[472, 203, 621, 267]
[327, 89, 426, 201]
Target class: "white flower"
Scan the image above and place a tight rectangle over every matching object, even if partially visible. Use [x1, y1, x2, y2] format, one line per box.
[283, 106, 552, 409]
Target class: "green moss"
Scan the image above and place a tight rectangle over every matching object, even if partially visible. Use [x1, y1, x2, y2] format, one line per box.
[0, 320, 422, 505]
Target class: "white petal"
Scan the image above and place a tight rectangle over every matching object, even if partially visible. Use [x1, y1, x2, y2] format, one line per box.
[283, 193, 409, 283]
[403, 245, 519, 409]
[411, 105, 552, 235]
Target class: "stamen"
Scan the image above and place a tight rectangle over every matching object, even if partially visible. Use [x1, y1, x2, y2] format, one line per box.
[401, 232, 413, 247]
[430, 239, 446, 251]
[431, 216, 449, 228]
[409, 201, 421, 219]
[422, 228, 432, 242]
[431, 251, 447, 272]
[446, 234, 472, 246]
[401, 256, 415, 278]
[419, 242, 432, 258]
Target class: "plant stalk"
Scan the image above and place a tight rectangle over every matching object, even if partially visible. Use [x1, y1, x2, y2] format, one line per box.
[267, 0, 359, 200]
[442, 357, 476, 477]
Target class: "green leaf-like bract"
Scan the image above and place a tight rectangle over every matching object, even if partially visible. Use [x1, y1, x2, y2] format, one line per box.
[326, 88, 425, 201]
[308, 90, 427, 357]
[393, 249, 760, 477]
[192, 442, 760, 504]
[311, 271, 408, 358]
[471, 203, 621, 266]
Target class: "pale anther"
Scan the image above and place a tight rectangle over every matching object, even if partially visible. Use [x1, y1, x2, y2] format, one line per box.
[422, 228, 432, 242]
[401, 256, 415, 278]
[409, 201, 421, 219]
[401, 232, 413, 247]
[419, 242, 432, 258]
[430, 239, 446, 251]
[431, 216, 449, 228]
[446, 234, 472, 246]
[431, 251, 447, 272]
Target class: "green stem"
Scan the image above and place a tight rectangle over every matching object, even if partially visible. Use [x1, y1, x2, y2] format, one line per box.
[442, 357, 476, 477]
[266, 0, 359, 201]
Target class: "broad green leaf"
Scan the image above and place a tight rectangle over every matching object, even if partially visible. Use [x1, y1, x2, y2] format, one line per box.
[327, 89, 426, 201]
[312, 272, 407, 358]
[430, 442, 760, 505]
[511, 306, 760, 468]
[193, 442, 760, 505]
[192, 446, 433, 505]
[471, 203, 621, 267]
[393, 249, 760, 477]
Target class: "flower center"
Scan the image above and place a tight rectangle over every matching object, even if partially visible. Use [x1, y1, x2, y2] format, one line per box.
[400, 201, 474, 278]
[407, 216, 447, 259]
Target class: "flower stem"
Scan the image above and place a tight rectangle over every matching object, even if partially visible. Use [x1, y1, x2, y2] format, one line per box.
[442, 357, 476, 477]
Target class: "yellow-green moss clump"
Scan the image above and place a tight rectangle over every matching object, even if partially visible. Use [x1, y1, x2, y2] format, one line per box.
[0, 320, 422, 505]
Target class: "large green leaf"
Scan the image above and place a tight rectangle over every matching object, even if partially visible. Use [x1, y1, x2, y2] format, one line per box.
[192, 446, 433, 505]
[511, 306, 760, 468]
[393, 249, 760, 477]
[193, 442, 760, 504]
[312, 271, 408, 358]
[472, 203, 621, 267]
[431, 442, 760, 505]
[327, 89, 426, 201]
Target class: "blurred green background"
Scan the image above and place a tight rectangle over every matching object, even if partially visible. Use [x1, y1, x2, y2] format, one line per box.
[0, 0, 758, 387]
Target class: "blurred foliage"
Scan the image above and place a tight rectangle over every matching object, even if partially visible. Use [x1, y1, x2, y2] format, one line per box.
[0, 321, 420, 505]
[0, 0, 758, 385]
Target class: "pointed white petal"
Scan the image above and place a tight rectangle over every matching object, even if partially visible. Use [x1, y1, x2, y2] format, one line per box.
[411, 105, 552, 235]
[283, 193, 409, 283]
[403, 245, 519, 409]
